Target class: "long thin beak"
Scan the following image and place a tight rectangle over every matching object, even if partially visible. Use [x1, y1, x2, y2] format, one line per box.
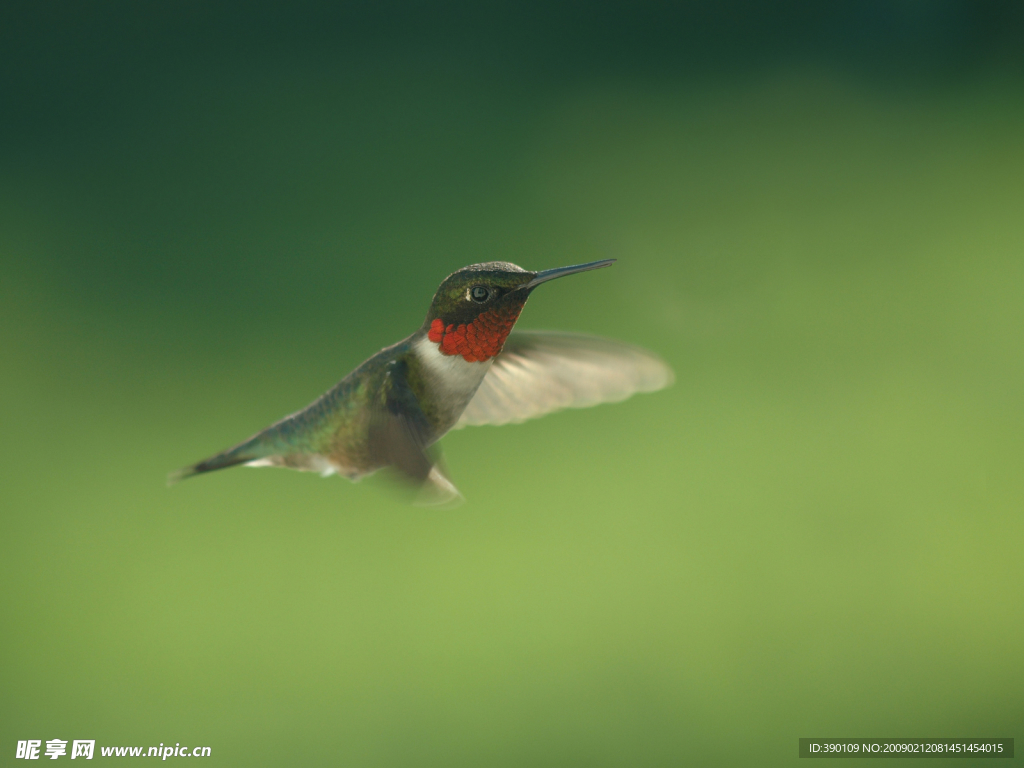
[525, 258, 616, 289]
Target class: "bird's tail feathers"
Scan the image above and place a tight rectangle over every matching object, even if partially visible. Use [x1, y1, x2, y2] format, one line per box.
[167, 454, 253, 486]
[167, 433, 278, 486]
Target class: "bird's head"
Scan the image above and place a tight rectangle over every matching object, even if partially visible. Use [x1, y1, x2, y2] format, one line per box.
[423, 259, 614, 362]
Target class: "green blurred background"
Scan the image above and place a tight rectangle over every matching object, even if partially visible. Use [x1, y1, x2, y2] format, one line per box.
[2, 2, 1022, 765]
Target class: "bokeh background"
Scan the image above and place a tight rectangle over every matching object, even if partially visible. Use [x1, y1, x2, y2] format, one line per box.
[2, 2, 1022, 765]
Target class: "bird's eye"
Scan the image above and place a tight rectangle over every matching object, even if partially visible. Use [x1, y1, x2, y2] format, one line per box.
[470, 286, 490, 303]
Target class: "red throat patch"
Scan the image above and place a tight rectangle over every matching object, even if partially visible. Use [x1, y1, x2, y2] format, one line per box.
[428, 302, 524, 362]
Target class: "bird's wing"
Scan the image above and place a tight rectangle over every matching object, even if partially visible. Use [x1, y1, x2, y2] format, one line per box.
[368, 359, 462, 506]
[454, 330, 673, 428]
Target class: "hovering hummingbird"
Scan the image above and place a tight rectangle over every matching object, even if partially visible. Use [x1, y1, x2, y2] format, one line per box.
[170, 259, 672, 503]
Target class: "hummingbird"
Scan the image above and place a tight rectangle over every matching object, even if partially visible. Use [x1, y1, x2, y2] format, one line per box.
[169, 259, 672, 504]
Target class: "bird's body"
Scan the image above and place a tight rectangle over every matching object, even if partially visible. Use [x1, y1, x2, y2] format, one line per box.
[171, 259, 672, 503]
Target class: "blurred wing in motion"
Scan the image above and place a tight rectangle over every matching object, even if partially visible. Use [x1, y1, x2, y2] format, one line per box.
[368, 359, 462, 506]
[455, 330, 673, 428]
